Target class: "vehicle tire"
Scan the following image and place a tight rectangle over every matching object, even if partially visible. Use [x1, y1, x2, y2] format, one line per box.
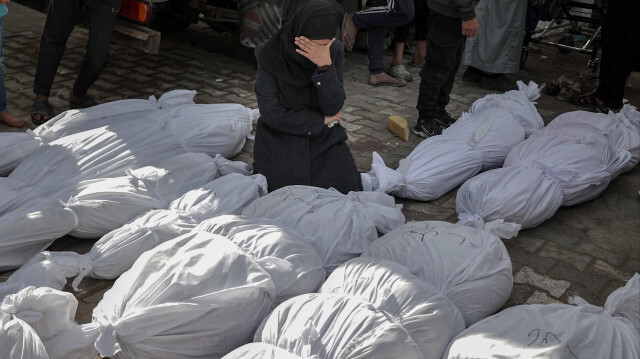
[150, 3, 192, 33]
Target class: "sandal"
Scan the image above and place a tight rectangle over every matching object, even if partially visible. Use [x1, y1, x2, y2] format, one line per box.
[341, 13, 356, 52]
[69, 95, 98, 109]
[570, 93, 607, 112]
[31, 100, 54, 126]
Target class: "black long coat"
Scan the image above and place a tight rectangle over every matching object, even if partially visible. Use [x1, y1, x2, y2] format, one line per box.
[252, 42, 362, 194]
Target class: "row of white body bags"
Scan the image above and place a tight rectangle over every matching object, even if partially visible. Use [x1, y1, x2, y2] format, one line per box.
[43, 215, 326, 359]
[241, 185, 405, 274]
[225, 220, 513, 359]
[360, 81, 544, 201]
[0, 172, 266, 298]
[0, 152, 251, 272]
[456, 106, 639, 236]
[444, 273, 640, 358]
[0, 286, 80, 359]
[0, 89, 199, 176]
[225, 257, 466, 359]
[0, 90, 254, 213]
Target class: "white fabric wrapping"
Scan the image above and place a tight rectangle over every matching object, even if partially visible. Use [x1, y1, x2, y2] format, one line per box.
[456, 166, 563, 234]
[469, 81, 545, 137]
[545, 105, 640, 174]
[194, 215, 326, 304]
[33, 90, 197, 142]
[241, 185, 405, 273]
[2, 96, 253, 212]
[0, 286, 78, 342]
[0, 130, 43, 176]
[45, 231, 277, 359]
[443, 274, 640, 359]
[222, 343, 303, 359]
[362, 221, 513, 327]
[255, 293, 425, 359]
[62, 152, 227, 238]
[319, 258, 466, 359]
[441, 107, 525, 171]
[362, 138, 483, 200]
[0, 311, 49, 359]
[0, 197, 77, 271]
[0, 172, 266, 296]
[361, 94, 532, 201]
[504, 133, 628, 206]
[169, 173, 268, 219]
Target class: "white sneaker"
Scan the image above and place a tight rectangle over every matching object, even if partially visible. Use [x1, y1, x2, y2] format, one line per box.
[387, 64, 413, 82]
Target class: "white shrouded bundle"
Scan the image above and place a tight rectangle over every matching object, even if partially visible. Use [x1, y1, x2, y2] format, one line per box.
[0, 286, 82, 359]
[361, 221, 513, 327]
[44, 231, 277, 359]
[0, 196, 77, 271]
[320, 258, 466, 358]
[62, 152, 244, 238]
[241, 185, 405, 273]
[0, 131, 44, 176]
[0, 312, 49, 359]
[544, 105, 640, 174]
[0, 173, 266, 297]
[0, 153, 251, 272]
[1, 286, 78, 342]
[223, 343, 304, 359]
[253, 294, 424, 359]
[243, 257, 465, 359]
[194, 215, 326, 304]
[457, 107, 639, 236]
[456, 166, 564, 232]
[0, 91, 254, 213]
[360, 82, 543, 201]
[469, 80, 545, 137]
[443, 273, 640, 359]
[504, 131, 629, 206]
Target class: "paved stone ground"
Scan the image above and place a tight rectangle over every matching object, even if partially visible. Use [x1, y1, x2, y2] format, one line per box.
[1, 1, 639, 340]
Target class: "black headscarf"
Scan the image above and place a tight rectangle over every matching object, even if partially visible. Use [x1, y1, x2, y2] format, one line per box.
[258, 0, 345, 111]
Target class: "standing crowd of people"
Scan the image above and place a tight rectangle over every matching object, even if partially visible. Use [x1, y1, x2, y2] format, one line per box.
[0, 0, 637, 194]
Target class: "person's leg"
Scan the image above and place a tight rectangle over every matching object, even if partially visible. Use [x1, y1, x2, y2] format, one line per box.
[33, 0, 81, 98]
[410, 0, 428, 65]
[593, 0, 639, 110]
[0, 17, 24, 128]
[416, 11, 463, 119]
[71, 0, 120, 104]
[391, 22, 410, 67]
[414, 11, 464, 137]
[352, 0, 415, 30]
[437, 34, 465, 115]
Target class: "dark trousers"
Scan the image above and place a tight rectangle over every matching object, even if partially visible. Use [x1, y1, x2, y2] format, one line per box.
[394, 0, 429, 43]
[33, 0, 120, 97]
[353, 0, 414, 74]
[416, 10, 465, 118]
[594, 0, 640, 109]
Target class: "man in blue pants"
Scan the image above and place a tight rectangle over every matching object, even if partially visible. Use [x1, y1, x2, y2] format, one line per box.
[412, 0, 478, 138]
[342, 0, 415, 87]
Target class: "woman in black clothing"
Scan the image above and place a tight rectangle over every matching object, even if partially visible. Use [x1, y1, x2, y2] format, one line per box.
[253, 0, 362, 194]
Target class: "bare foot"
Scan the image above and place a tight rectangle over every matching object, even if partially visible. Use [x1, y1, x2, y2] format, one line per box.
[367, 72, 406, 87]
[0, 110, 26, 128]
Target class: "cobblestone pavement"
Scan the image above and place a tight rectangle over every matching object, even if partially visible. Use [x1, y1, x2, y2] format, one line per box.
[1, 2, 639, 335]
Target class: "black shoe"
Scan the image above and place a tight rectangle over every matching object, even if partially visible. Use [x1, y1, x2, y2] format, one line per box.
[438, 112, 456, 127]
[411, 114, 456, 138]
[480, 74, 518, 92]
[462, 66, 483, 82]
